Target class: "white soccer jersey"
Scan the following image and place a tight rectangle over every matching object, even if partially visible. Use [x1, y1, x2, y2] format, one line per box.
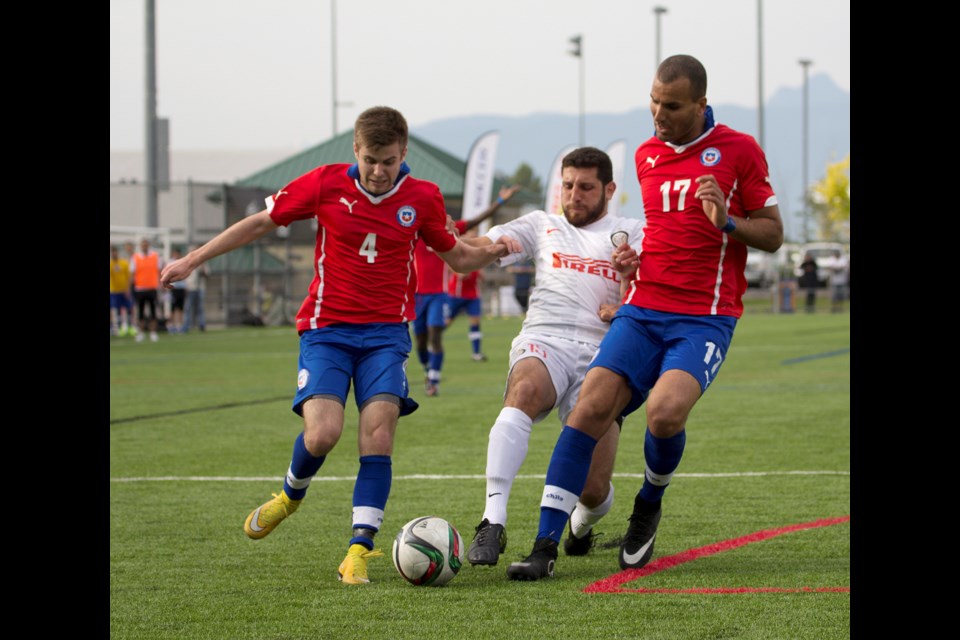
[486, 210, 645, 345]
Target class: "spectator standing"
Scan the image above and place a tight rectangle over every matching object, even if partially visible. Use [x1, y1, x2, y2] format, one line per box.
[123, 240, 139, 332]
[182, 244, 208, 332]
[829, 251, 849, 313]
[109, 244, 134, 336]
[131, 237, 163, 342]
[799, 252, 819, 313]
[168, 247, 187, 333]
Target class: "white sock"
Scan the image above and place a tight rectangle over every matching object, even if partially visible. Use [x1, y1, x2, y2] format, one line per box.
[570, 482, 615, 539]
[481, 407, 533, 526]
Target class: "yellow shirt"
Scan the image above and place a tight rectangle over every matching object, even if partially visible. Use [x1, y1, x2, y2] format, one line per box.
[110, 257, 132, 294]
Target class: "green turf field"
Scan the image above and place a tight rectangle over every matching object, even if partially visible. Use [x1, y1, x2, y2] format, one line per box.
[110, 311, 850, 639]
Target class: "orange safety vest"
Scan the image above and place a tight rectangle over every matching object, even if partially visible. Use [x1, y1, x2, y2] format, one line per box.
[133, 252, 160, 289]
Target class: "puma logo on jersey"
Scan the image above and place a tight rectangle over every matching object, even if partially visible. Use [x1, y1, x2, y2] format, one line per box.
[547, 228, 560, 234]
[645, 155, 660, 168]
[339, 197, 358, 213]
[264, 190, 288, 213]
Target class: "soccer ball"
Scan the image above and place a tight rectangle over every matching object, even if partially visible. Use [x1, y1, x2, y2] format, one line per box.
[392, 516, 464, 586]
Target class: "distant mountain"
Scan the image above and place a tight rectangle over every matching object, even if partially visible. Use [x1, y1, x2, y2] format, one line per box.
[412, 73, 849, 243]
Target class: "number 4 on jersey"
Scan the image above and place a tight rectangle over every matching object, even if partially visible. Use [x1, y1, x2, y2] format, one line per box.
[359, 233, 378, 263]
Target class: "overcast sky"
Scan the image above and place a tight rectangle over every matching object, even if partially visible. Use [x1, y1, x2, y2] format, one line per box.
[110, 0, 850, 152]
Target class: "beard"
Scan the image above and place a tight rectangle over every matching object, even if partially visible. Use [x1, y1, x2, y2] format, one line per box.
[563, 197, 607, 228]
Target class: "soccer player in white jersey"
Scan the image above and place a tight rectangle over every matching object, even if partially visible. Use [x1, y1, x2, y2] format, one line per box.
[507, 55, 784, 581]
[159, 106, 519, 586]
[461, 146, 645, 567]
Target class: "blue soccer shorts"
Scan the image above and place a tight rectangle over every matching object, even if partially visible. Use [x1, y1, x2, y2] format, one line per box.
[412, 293, 450, 334]
[293, 323, 418, 417]
[588, 305, 737, 418]
[447, 296, 481, 320]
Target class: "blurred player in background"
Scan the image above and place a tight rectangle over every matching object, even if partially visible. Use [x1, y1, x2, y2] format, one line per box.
[109, 244, 134, 336]
[445, 185, 521, 363]
[414, 184, 518, 393]
[131, 237, 163, 343]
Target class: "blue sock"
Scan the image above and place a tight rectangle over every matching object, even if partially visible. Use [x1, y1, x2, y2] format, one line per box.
[638, 428, 686, 504]
[428, 350, 444, 385]
[283, 432, 326, 500]
[538, 426, 598, 542]
[469, 323, 481, 355]
[350, 455, 392, 548]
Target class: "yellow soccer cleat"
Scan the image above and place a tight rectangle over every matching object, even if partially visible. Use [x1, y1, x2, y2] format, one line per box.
[337, 543, 384, 584]
[243, 492, 302, 539]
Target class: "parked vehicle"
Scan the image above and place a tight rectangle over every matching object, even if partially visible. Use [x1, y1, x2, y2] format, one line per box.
[744, 248, 775, 288]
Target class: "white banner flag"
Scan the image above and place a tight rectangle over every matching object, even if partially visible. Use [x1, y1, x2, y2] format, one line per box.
[543, 145, 577, 216]
[461, 131, 500, 234]
[605, 139, 627, 218]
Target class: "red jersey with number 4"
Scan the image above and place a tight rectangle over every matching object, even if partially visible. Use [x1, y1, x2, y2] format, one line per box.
[628, 123, 777, 318]
[267, 164, 456, 331]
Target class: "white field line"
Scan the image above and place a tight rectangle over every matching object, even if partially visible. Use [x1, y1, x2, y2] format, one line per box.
[110, 470, 849, 483]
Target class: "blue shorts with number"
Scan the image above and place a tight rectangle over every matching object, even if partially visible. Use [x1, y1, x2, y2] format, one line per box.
[447, 296, 481, 320]
[588, 305, 737, 418]
[293, 323, 418, 418]
[412, 293, 450, 334]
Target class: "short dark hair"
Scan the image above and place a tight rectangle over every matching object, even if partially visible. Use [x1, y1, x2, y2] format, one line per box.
[657, 54, 707, 100]
[354, 106, 408, 150]
[561, 147, 613, 185]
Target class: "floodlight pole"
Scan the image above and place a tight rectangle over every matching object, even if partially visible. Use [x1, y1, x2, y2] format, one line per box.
[568, 35, 584, 146]
[330, 0, 352, 137]
[653, 6, 667, 65]
[145, 0, 158, 228]
[331, 0, 338, 136]
[757, 0, 765, 148]
[799, 58, 813, 243]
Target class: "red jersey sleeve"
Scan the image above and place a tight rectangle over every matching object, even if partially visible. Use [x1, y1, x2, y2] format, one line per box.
[266, 168, 323, 225]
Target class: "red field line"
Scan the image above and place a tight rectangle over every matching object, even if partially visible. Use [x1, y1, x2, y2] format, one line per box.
[583, 515, 850, 594]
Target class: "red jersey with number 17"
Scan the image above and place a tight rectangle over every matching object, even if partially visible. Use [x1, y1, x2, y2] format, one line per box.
[266, 164, 457, 332]
[627, 123, 777, 318]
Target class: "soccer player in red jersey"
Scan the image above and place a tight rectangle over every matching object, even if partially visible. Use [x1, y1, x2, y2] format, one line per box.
[445, 236, 487, 361]
[508, 55, 784, 581]
[416, 184, 520, 391]
[160, 106, 519, 585]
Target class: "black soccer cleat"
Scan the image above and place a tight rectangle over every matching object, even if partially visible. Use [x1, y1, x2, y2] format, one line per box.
[618, 494, 662, 570]
[563, 520, 599, 556]
[467, 518, 507, 566]
[506, 537, 558, 581]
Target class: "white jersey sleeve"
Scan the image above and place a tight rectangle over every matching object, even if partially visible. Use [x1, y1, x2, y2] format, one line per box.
[487, 210, 645, 345]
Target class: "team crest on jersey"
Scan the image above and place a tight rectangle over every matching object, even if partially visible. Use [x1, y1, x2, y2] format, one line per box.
[700, 147, 721, 166]
[610, 231, 629, 247]
[396, 206, 417, 227]
[297, 368, 309, 390]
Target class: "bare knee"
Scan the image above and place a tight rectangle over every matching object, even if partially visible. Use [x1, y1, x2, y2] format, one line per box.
[302, 426, 340, 455]
[645, 398, 688, 438]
